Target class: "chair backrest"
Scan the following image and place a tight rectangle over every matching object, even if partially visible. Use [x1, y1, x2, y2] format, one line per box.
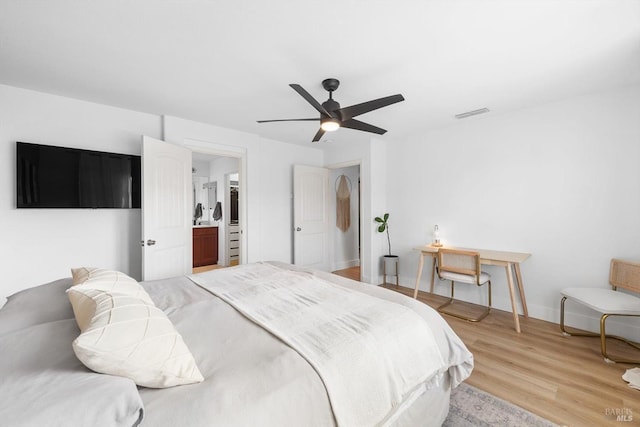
[610, 259, 640, 293]
[437, 249, 481, 284]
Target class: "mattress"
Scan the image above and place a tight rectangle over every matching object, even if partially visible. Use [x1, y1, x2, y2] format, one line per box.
[0, 262, 473, 426]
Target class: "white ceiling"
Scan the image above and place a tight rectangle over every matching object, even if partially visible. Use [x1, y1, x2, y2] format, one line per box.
[1, 1, 638, 147]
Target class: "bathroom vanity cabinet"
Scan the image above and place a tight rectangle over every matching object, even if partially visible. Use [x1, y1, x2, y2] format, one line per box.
[193, 226, 218, 267]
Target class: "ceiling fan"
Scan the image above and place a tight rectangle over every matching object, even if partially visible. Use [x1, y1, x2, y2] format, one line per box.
[257, 78, 405, 142]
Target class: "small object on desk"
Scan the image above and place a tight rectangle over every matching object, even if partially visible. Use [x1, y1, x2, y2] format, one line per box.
[432, 224, 442, 247]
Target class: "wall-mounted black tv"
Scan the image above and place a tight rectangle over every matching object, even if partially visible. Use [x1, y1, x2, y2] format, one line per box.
[17, 142, 141, 209]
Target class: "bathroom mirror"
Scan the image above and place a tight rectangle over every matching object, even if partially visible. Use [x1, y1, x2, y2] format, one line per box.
[193, 177, 217, 225]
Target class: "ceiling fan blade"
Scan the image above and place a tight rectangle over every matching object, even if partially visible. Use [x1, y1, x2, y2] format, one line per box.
[337, 94, 405, 121]
[341, 119, 387, 135]
[257, 118, 318, 123]
[312, 128, 326, 142]
[290, 84, 332, 117]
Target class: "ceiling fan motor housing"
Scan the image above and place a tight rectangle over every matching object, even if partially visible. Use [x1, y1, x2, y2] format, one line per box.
[322, 98, 341, 117]
[322, 78, 340, 92]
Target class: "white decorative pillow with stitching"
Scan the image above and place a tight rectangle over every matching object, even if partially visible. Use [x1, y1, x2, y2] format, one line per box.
[67, 286, 204, 388]
[70, 267, 153, 304]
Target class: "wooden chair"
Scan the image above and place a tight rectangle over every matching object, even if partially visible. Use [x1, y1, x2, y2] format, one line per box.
[560, 258, 640, 363]
[436, 248, 492, 322]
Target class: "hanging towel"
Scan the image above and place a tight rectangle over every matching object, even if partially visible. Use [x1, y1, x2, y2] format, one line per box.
[336, 175, 351, 232]
[212, 201, 222, 221]
[194, 203, 203, 220]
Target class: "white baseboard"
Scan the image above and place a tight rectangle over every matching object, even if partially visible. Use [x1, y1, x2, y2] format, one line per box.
[332, 258, 360, 272]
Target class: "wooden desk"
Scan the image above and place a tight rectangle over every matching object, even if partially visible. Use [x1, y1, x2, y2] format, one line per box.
[414, 245, 531, 333]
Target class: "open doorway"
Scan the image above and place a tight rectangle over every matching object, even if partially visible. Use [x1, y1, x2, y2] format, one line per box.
[189, 142, 245, 273]
[226, 172, 240, 266]
[329, 164, 361, 281]
[192, 155, 220, 273]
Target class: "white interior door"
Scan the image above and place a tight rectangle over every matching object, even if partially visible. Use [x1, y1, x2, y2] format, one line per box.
[142, 136, 192, 281]
[293, 164, 330, 271]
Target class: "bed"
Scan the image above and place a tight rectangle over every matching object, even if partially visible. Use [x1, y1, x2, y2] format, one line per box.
[0, 262, 473, 427]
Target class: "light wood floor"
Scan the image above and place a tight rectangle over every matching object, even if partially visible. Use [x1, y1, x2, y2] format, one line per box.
[192, 264, 226, 274]
[333, 267, 640, 426]
[332, 265, 361, 281]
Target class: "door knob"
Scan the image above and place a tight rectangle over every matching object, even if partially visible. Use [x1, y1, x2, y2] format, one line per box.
[296, 227, 302, 231]
[146, 239, 156, 246]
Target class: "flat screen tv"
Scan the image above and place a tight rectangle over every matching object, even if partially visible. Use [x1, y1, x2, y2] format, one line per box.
[16, 142, 141, 209]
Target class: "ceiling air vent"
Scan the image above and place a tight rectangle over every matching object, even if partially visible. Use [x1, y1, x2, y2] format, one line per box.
[455, 107, 490, 119]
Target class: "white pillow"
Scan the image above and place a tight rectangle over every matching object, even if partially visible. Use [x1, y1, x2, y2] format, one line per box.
[70, 267, 153, 304]
[67, 286, 204, 388]
[71, 267, 136, 286]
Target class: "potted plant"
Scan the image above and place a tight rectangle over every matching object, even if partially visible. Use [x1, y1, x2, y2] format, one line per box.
[375, 213, 392, 255]
[375, 213, 398, 285]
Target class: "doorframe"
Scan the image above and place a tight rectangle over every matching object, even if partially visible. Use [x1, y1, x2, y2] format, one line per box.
[326, 159, 363, 282]
[184, 138, 247, 266]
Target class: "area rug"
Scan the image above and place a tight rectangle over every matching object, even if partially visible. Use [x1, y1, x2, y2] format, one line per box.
[443, 383, 558, 427]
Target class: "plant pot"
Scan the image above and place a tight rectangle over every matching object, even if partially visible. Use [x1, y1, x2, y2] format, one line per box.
[383, 255, 399, 286]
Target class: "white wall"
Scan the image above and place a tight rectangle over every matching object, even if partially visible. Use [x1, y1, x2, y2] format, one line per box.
[387, 84, 640, 338]
[0, 84, 162, 297]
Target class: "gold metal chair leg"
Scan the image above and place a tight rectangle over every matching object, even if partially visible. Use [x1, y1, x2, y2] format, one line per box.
[437, 280, 491, 322]
[600, 314, 640, 364]
[560, 297, 640, 364]
[436, 280, 456, 312]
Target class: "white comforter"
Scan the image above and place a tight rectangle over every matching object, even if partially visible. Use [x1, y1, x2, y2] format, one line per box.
[189, 263, 446, 427]
[140, 262, 473, 426]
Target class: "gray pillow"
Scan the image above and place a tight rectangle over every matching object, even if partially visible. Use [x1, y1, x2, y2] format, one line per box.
[0, 318, 144, 426]
[0, 278, 74, 335]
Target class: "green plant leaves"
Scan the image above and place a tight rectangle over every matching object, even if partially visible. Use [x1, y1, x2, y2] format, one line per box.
[374, 213, 389, 224]
[374, 213, 392, 255]
[375, 213, 389, 231]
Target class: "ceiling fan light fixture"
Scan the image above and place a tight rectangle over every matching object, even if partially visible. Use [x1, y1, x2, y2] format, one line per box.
[321, 117, 340, 132]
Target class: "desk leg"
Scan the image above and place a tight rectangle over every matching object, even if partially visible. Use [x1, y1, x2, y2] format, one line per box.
[430, 256, 437, 294]
[505, 263, 521, 333]
[413, 254, 425, 299]
[514, 263, 529, 318]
